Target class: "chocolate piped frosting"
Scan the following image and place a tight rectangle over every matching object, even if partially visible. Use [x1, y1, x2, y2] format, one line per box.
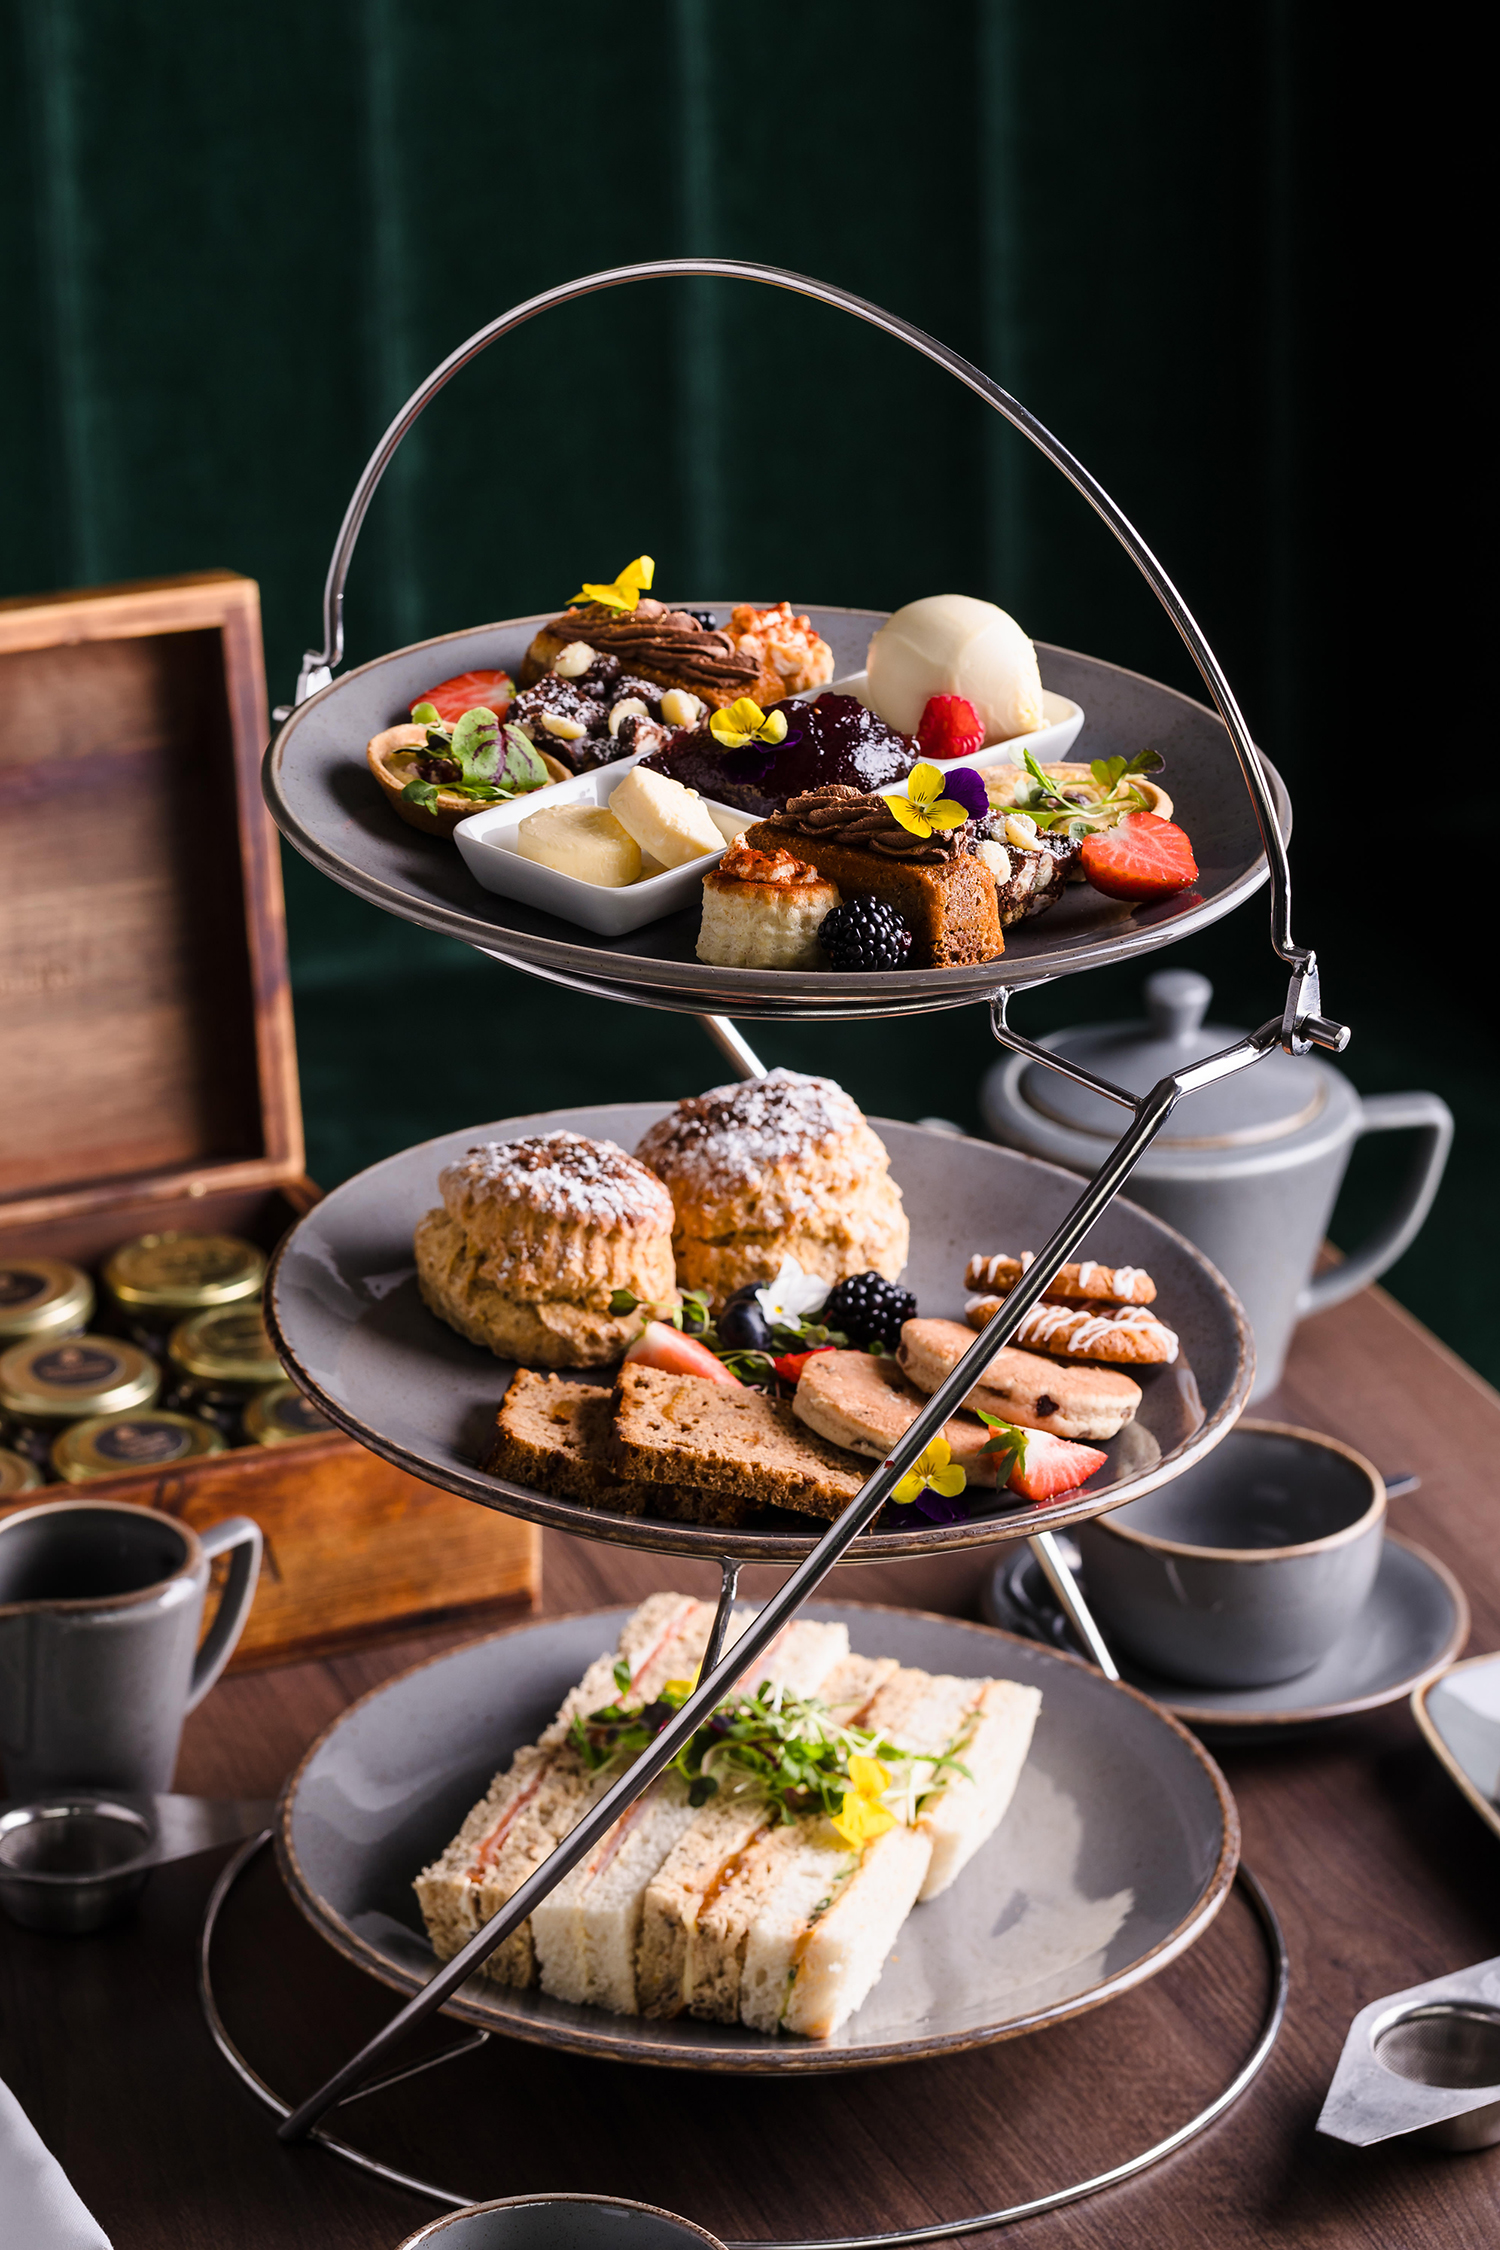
[768, 785, 974, 865]
[541, 599, 759, 697]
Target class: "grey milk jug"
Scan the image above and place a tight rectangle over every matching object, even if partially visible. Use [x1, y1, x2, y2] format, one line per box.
[0, 1499, 262, 1796]
[981, 970, 1452, 1396]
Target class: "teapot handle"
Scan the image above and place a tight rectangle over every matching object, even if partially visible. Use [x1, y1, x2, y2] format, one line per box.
[1297, 1092, 1454, 1317]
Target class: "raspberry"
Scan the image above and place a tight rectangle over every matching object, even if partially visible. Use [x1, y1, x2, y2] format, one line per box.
[818, 895, 914, 972]
[824, 1271, 918, 1350]
[916, 694, 984, 762]
[1079, 813, 1199, 902]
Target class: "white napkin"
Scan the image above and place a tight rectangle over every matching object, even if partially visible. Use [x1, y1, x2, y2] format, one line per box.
[0, 2077, 112, 2248]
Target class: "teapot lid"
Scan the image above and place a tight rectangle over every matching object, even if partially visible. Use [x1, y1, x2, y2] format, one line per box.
[1020, 970, 1327, 1146]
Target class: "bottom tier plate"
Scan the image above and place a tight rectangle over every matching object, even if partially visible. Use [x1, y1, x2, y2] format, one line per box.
[277, 1603, 1237, 2073]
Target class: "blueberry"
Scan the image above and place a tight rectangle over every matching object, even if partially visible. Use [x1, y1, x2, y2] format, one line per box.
[718, 1286, 772, 1353]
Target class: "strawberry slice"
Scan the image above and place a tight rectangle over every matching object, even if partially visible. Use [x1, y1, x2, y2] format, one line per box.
[772, 1345, 836, 1386]
[916, 694, 985, 761]
[624, 1321, 742, 1386]
[413, 669, 515, 727]
[1004, 1427, 1107, 1503]
[1079, 812, 1198, 902]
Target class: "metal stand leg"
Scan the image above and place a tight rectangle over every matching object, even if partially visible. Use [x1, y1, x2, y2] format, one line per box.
[702, 1016, 768, 1081]
[702, 1556, 742, 1678]
[1028, 1531, 1120, 1681]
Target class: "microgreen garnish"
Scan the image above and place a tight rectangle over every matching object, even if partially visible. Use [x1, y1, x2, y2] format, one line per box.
[569, 1678, 970, 1834]
[974, 1407, 1029, 1485]
[1004, 745, 1165, 836]
[399, 709, 550, 810]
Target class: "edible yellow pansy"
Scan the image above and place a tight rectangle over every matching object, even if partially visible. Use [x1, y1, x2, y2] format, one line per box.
[882, 760, 974, 839]
[708, 697, 789, 750]
[570, 555, 656, 611]
[831, 1754, 897, 1849]
[891, 1435, 968, 1507]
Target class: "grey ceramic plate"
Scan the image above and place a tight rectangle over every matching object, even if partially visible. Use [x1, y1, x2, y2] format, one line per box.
[263, 609, 1291, 1022]
[265, 1104, 1253, 1561]
[276, 1602, 1238, 2073]
[1413, 1650, 1500, 1841]
[986, 1533, 1469, 1728]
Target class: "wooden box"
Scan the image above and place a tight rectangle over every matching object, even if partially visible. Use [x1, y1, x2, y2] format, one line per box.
[0, 572, 538, 1666]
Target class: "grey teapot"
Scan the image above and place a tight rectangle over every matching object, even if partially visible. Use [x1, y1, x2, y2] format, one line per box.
[980, 970, 1452, 1397]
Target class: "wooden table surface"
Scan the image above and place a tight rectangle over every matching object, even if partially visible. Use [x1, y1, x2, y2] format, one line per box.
[4, 1284, 1498, 2248]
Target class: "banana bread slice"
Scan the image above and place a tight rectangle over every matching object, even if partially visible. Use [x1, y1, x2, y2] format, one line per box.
[485, 1370, 752, 1528]
[609, 1364, 867, 1519]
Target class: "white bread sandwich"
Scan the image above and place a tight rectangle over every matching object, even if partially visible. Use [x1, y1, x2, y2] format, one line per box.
[415, 1592, 729, 1983]
[415, 1593, 1042, 2042]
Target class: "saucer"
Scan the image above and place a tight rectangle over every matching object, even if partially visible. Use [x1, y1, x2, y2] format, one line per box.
[984, 1531, 1469, 1730]
[1413, 1651, 1500, 1841]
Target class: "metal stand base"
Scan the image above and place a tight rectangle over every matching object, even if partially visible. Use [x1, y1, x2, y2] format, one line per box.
[199, 1837, 1286, 2242]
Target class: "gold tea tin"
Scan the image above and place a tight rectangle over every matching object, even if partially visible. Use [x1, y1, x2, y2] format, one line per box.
[103, 1231, 266, 1314]
[0, 1257, 95, 1343]
[0, 1445, 43, 1494]
[168, 1303, 281, 1389]
[244, 1380, 334, 1447]
[0, 1335, 161, 1424]
[50, 1410, 226, 1483]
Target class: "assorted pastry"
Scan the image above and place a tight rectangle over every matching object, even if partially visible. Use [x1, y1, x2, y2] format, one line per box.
[413, 1072, 1186, 1534]
[415, 1591, 1041, 2039]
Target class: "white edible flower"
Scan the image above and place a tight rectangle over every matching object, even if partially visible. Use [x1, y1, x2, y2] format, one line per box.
[755, 1256, 831, 1327]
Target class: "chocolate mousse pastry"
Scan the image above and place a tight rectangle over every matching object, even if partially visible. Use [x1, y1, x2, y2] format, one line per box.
[509, 649, 684, 775]
[642, 692, 914, 820]
[696, 841, 840, 970]
[742, 787, 1004, 968]
[635, 1068, 909, 1309]
[521, 599, 764, 711]
[415, 1132, 678, 1368]
[974, 813, 1081, 926]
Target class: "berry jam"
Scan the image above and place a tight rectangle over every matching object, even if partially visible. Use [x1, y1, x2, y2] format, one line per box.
[640, 692, 914, 817]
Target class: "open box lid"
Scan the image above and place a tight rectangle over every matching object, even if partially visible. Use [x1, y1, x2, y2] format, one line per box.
[0, 571, 304, 1229]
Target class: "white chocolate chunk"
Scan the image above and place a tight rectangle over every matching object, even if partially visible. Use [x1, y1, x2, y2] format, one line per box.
[608, 697, 651, 737]
[608, 766, 724, 868]
[975, 838, 1012, 882]
[540, 712, 588, 741]
[660, 688, 704, 729]
[517, 803, 642, 887]
[551, 642, 597, 679]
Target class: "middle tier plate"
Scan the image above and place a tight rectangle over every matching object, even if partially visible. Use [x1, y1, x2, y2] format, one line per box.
[266, 1105, 1252, 1561]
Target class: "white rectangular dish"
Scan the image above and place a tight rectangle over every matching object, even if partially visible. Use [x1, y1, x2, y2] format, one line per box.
[819, 675, 1084, 769]
[453, 755, 754, 936]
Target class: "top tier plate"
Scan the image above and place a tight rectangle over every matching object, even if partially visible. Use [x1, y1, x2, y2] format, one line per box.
[264, 607, 1290, 1021]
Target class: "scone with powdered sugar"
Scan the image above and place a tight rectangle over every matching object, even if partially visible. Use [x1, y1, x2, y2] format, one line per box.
[415, 1131, 678, 1367]
[634, 1069, 909, 1310]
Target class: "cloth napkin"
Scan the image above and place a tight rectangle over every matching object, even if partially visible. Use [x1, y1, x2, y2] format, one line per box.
[0, 2076, 112, 2248]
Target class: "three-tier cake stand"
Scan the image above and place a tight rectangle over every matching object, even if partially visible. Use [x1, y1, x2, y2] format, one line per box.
[207, 260, 1346, 2240]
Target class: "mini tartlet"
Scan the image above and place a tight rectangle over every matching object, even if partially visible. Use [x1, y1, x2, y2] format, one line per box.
[367, 723, 570, 837]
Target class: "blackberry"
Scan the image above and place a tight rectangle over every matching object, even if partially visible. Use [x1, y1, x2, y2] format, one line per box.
[818, 895, 913, 972]
[824, 1271, 917, 1351]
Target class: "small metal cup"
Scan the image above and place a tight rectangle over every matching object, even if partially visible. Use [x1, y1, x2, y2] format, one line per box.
[1373, 2002, 1500, 2150]
[0, 1798, 155, 1934]
[396, 2194, 727, 2248]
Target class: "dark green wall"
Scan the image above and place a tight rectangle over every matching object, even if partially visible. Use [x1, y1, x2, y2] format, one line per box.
[3, 3, 1490, 1381]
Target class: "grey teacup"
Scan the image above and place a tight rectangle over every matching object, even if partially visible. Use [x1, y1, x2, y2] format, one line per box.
[1075, 1422, 1385, 1688]
[397, 2195, 726, 2248]
[0, 1499, 261, 1797]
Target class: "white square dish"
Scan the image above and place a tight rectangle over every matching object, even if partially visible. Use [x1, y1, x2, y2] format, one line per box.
[818, 675, 1085, 768]
[453, 755, 754, 936]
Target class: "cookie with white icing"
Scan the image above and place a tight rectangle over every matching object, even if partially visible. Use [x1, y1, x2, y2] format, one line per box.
[965, 1293, 1179, 1366]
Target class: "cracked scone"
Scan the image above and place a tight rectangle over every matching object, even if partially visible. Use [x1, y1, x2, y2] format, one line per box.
[415, 1132, 678, 1368]
[634, 1069, 909, 1310]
